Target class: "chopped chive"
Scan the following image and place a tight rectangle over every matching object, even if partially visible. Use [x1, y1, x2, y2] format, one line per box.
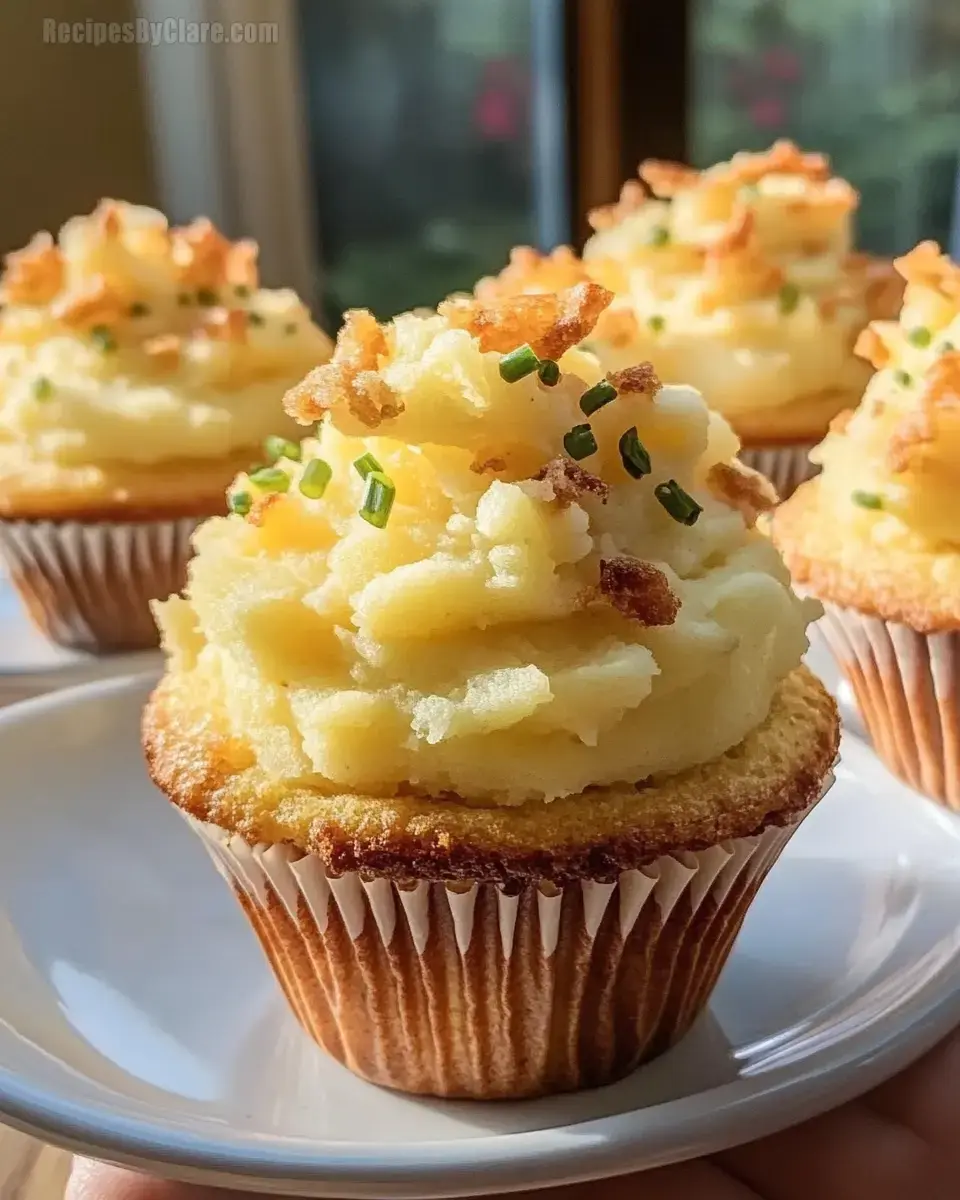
[264, 435, 302, 464]
[90, 325, 117, 353]
[284, 322, 298, 335]
[249, 466, 291, 493]
[940, 340, 956, 354]
[32, 376, 54, 400]
[563, 423, 598, 461]
[359, 470, 395, 529]
[128, 301, 150, 318]
[499, 343, 540, 383]
[234, 284, 251, 298]
[177, 292, 192, 307]
[778, 283, 800, 315]
[196, 287, 218, 307]
[655, 479, 702, 526]
[228, 490, 252, 516]
[852, 490, 884, 511]
[537, 358, 560, 387]
[618, 427, 652, 478]
[648, 225, 670, 247]
[353, 451, 383, 479]
[247, 311, 265, 327]
[299, 458, 333, 500]
[579, 380, 618, 416]
[648, 314, 666, 333]
[893, 368, 912, 387]
[907, 325, 932, 349]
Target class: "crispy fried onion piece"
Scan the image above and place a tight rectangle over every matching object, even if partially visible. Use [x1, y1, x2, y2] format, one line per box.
[143, 334, 182, 370]
[718, 139, 832, 187]
[706, 461, 778, 528]
[638, 159, 700, 198]
[887, 351, 960, 473]
[470, 455, 507, 475]
[893, 241, 960, 302]
[199, 307, 248, 343]
[854, 322, 896, 370]
[439, 281, 613, 360]
[1, 233, 64, 305]
[475, 245, 590, 301]
[587, 179, 649, 232]
[698, 208, 783, 313]
[51, 274, 127, 328]
[599, 557, 679, 626]
[283, 308, 402, 429]
[534, 457, 609, 506]
[170, 217, 260, 291]
[606, 362, 661, 395]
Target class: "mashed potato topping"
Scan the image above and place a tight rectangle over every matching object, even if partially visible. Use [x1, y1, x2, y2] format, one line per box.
[813, 242, 960, 553]
[155, 285, 815, 804]
[0, 201, 332, 478]
[571, 141, 902, 426]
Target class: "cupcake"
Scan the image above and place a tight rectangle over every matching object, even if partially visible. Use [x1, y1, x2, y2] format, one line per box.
[0, 200, 332, 652]
[145, 283, 838, 1099]
[480, 141, 902, 499]
[772, 241, 960, 807]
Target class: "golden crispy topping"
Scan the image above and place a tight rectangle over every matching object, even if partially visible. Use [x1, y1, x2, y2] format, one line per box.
[595, 305, 641, 348]
[706, 461, 778, 528]
[143, 333, 182, 370]
[475, 245, 589, 301]
[283, 308, 402, 429]
[606, 361, 661, 395]
[854, 324, 893, 369]
[598, 556, 679, 626]
[170, 217, 235, 289]
[698, 209, 783, 313]
[893, 241, 960, 301]
[587, 179, 648, 232]
[888, 352, 960, 473]
[469, 455, 508, 475]
[50, 275, 126, 329]
[533, 457, 610, 506]
[199, 307, 248, 343]
[224, 239, 259, 289]
[638, 159, 699, 198]
[440, 281, 614, 360]
[1, 233, 64, 305]
[718, 139, 831, 186]
[96, 200, 124, 239]
[248, 493, 282, 527]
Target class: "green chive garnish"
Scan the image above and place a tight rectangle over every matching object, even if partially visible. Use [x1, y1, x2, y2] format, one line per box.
[32, 377, 53, 400]
[299, 458, 333, 500]
[907, 326, 932, 349]
[196, 287, 218, 307]
[648, 314, 665, 333]
[537, 358, 560, 387]
[893, 368, 912, 387]
[353, 451, 384, 480]
[129, 301, 150, 318]
[499, 344, 540, 383]
[618, 427, 652, 478]
[648, 225, 670, 247]
[563, 423, 598, 461]
[852, 490, 884, 511]
[249, 466, 291, 494]
[778, 283, 800, 315]
[247, 311, 265, 327]
[284, 322, 298, 336]
[228, 490, 252, 516]
[90, 325, 117, 353]
[177, 292, 192, 307]
[940, 340, 956, 354]
[264, 435, 302, 464]
[655, 479, 702, 526]
[234, 284, 251, 298]
[359, 470, 395, 529]
[579, 380, 618, 416]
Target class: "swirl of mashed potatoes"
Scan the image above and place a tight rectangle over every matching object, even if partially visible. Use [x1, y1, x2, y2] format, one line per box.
[155, 284, 816, 804]
[774, 242, 960, 628]
[481, 142, 901, 443]
[0, 200, 332, 515]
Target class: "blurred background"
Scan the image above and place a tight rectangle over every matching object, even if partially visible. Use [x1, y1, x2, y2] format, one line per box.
[3, 0, 959, 330]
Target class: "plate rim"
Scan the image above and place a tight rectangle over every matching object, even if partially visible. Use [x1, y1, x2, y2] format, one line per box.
[0, 676, 959, 1198]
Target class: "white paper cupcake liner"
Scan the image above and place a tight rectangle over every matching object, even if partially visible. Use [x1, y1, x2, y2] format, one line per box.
[817, 603, 960, 808]
[739, 440, 819, 501]
[0, 516, 199, 653]
[184, 771, 832, 1100]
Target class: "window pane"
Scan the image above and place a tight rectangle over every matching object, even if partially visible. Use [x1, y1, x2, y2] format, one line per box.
[690, 0, 960, 255]
[297, 0, 541, 324]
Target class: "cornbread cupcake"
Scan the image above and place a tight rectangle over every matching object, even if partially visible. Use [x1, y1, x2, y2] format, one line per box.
[145, 283, 838, 1099]
[482, 141, 902, 499]
[772, 241, 960, 807]
[0, 200, 332, 652]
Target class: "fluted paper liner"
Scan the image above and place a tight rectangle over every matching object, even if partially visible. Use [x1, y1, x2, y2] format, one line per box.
[184, 774, 832, 1099]
[740, 440, 819, 501]
[818, 603, 959, 808]
[0, 516, 199, 653]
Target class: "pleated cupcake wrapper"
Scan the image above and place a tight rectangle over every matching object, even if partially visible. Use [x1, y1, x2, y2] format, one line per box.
[739, 440, 819, 501]
[185, 774, 832, 1100]
[0, 517, 199, 653]
[817, 603, 960, 808]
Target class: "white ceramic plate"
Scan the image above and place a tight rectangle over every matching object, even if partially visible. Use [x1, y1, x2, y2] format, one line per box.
[1, 676, 959, 1199]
